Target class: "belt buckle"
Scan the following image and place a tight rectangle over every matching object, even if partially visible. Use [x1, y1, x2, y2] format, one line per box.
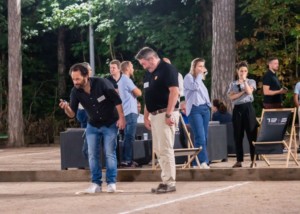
[151, 110, 160, 115]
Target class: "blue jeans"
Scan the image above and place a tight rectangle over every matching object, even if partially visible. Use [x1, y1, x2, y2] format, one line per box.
[86, 122, 118, 186]
[76, 109, 88, 128]
[82, 131, 88, 160]
[188, 104, 210, 164]
[122, 113, 138, 163]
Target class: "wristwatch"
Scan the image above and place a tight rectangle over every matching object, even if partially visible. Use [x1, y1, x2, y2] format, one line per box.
[165, 113, 172, 118]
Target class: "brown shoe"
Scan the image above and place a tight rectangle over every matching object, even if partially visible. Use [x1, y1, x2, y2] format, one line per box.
[232, 162, 242, 168]
[151, 183, 176, 194]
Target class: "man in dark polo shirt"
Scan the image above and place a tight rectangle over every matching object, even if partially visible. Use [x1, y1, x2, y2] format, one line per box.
[262, 57, 288, 108]
[59, 63, 125, 194]
[135, 47, 179, 194]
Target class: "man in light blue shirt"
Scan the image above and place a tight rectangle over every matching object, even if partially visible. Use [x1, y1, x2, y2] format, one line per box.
[293, 82, 300, 152]
[118, 61, 142, 167]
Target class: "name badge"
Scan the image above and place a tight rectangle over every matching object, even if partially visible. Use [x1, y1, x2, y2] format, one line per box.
[144, 82, 149, 88]
[97, 95, 105, 103]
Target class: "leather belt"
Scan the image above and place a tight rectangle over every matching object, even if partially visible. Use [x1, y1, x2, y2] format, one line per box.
[150, 108, 179, 116]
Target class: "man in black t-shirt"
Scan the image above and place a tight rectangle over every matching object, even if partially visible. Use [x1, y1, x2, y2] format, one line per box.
[262, 57, 288, 108]
[135, 47, 179, 194]
[59, 63, 125, 194]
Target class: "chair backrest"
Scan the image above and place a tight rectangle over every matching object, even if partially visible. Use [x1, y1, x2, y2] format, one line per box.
[256, 110, 292, 142]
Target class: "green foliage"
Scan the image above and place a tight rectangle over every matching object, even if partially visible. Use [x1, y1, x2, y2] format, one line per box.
[237, 0, 300, 81]
[38, 0, 90, 30]
[282, 91, 295, 108]
[10, 0, 297, 142]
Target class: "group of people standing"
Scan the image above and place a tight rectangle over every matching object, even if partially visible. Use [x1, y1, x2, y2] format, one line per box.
[58, 47, 290, 195]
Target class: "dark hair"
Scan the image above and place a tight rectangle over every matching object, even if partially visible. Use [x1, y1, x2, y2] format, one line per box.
[69, 63, 89, 76]
[218, 102, 228, 114]
[213, 99, 227, 114]
[267, 57, 278, 64]
[135, 47, 158, 60]
[213, 99, 220, 109]
[236, 61, 248, 70]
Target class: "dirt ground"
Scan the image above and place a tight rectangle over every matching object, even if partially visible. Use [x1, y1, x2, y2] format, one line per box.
[1, 145, 300, 213]
[0, 181, 300, 214]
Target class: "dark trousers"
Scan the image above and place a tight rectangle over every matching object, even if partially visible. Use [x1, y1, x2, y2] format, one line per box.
[232, 102, 258, 162]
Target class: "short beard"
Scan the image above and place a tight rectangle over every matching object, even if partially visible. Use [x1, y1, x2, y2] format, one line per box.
[74, 78, 88, 89]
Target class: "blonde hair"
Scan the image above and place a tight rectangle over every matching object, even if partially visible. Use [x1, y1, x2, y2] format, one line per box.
[189, 58, 205, 77]
[120, 61, 131, 73]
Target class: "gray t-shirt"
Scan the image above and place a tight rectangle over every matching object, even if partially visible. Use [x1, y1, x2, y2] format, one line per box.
[227, 79, 256, 105]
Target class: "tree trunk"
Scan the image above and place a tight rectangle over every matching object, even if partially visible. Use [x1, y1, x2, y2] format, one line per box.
[8, 0, 24, 147]
[0, 54, 4, 113]
[211, 0, 236, 112]
[198, 0, 212, 42]
[57, 27, 66, 98]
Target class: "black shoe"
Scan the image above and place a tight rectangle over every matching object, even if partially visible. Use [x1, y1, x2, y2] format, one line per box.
[232, 162, 242, 168]
[151, 183, 176, 194]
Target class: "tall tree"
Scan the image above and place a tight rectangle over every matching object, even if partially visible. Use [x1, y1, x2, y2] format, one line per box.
[211, 0, 235, 112]
[57, 27, 66, 98]
[8, 0, 24, 146]
[38, 0, 90, 97]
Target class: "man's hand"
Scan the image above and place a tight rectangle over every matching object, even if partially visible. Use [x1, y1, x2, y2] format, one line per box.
[165, 115, 175, 126]
[59, 99, 68, 110]
[58, 99, 75, 118]
[144, 117, 151, 130]
[281, 87, 288, 94]
[116, 116, 126, 130]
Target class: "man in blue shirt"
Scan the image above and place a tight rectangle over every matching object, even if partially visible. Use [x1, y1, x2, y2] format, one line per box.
[118, 61, 142, 167]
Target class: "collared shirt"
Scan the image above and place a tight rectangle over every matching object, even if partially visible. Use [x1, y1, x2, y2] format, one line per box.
[262, 70, 282, 103]
[69, 77, 122, 127]
[183, 73, 211, 116]
[117, 74, 138, 116]
[227, 79, 256, 106]
[106, 75, 118, 89]
[137, 114, 144, 123]
[294, 82, 300, 102]
[143, 60, 179, 113]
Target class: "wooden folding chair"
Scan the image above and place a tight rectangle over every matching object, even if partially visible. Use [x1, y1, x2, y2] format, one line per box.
[252, 108, 299, 167]
[152, 114, 202, 169]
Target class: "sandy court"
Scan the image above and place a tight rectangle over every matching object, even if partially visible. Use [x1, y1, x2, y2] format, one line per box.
[0, 181, 300, 214]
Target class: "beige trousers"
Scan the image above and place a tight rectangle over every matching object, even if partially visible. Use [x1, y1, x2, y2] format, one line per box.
[150, 111, 179, 186]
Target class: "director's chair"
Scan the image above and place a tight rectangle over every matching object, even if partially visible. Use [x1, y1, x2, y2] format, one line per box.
[252, 108, 299, 167]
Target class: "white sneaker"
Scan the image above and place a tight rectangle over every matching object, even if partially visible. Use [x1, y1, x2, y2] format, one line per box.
[107, 183, 116, 193]
[200, 162, 210, 169]
[80, 183, 101, 194]
[192, 165, 200, 169]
